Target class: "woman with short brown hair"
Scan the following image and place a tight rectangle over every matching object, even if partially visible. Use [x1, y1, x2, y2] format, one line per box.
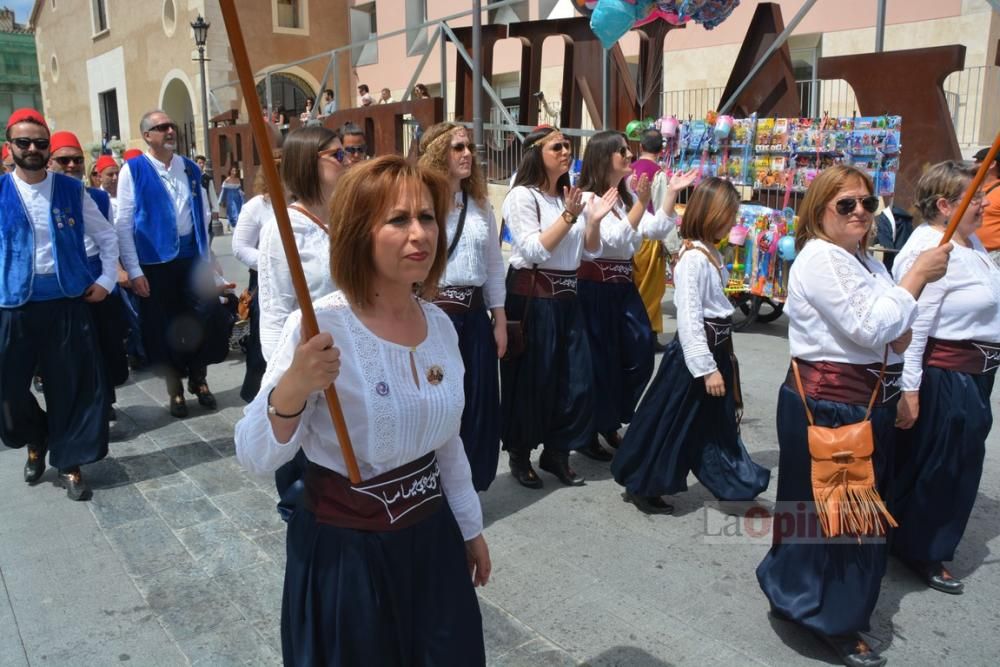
[756, 165, 951, 667]
[236, 155, 490, 665]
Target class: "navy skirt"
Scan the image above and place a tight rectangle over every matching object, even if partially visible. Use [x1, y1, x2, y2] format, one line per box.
[577, 279, 654, 434]
[612, 335, 769, 500]
[446, 304, 501, 491]
[282, 503, 485, 666]
[756, 384, 897, 636]
[500, 291, 595, 453]
[892, 366, 995, 563]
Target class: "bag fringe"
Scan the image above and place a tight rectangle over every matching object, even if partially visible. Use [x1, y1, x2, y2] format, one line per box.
[814, 483, 898, 538]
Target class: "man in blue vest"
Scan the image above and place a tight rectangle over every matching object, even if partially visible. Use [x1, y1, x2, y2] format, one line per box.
[48, 131, 130, 421]
[0, 109, 120, 501]
[116, 109, 219, 418]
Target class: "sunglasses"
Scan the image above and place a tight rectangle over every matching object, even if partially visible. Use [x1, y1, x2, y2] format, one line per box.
[146, 122, 177, 134]
[318, 147, 345, 163]
[616, 146, 631, 158]
[547, 141, 572, 153]
[11, 137, 50, 150]
[54, 156, 85, 166]
[834, 195, 879, 215]
[343, 146, 367, 155]
[451, 142, 475, 154]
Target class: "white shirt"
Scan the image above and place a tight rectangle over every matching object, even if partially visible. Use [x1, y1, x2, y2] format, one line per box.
[674, 241, 734, 377]
[232, 194, 270, 271]
[12, 171, 118, 294]
[502, 185, 600, 270]
[893, 224, 1000, 390]
[258, 207, 336, 361]
[788, 239, 917, 365]
[440, 193, 506, 309]
[579, 193, 678, 260]
[235, 291, 482, 541]
[116, 152, 211, 278]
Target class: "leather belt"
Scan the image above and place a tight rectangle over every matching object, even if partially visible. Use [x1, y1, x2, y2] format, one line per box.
[508, 267, 578, 299]
[925, 337, 1000, 376]
[433, 285, 484, 314]
[577, 259, 634, 283]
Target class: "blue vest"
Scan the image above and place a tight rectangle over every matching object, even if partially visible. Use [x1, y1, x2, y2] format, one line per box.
[0, 172, 93, 308]
[129, 155, 208, 264]
[87, 187, 111, 221]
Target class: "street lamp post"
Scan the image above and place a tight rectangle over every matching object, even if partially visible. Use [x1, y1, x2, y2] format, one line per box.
[191, 14, 222, 236]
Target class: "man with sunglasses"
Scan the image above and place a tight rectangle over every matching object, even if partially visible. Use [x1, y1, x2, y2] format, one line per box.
[0, 109, 120, 501]
[340, 122, 368, 167]
[116, 109, 220, 418]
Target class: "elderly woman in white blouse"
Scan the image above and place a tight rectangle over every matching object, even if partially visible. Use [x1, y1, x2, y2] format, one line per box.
[501, 125, 605, 488]
[418, 123, 507, 491]
[891, 161, 999, 596]
[235, 156, 490, 665]
[756, 165, 951, 667]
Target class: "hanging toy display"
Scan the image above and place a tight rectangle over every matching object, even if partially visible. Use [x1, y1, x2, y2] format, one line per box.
[721, 204, 796, 304]
[656, 115, 680, 174]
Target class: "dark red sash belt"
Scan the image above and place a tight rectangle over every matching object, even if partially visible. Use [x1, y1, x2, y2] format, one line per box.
[924, 337, 1000, 376]
[433, 285, 484, 314]
[304, 452, 443, 532]
[577, 259, 634, 283]
[703, 316, 733, 352]
[785, 359, 903, 406]
[509, 268, 578, 299]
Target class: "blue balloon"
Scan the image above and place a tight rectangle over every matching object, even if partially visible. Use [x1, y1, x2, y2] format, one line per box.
[590, 0, 641, 49]
[777, 235, 796, 260]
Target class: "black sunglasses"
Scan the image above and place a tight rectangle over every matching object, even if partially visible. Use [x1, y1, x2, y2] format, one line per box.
[616, 146, 631, 158]
[451, 142, 475, 154]
[343, 145, 367, 155]
[146, 122, 177, 134]
[11, 137, 50, 150]
[54, 156, 85, 166]
[547, 141, 572, 153]
[318, 147, 345, 163]
[834, 195, 879, 215]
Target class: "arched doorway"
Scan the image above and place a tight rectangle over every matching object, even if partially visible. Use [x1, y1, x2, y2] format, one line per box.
[161, 77, 197, 157]
[256, 72, 314, 118]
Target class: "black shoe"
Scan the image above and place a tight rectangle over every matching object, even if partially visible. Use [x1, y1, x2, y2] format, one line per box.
[24, 446, 46, 484]
[578, 436, 613, 462]
[601, 430, 623, 450]
[539, 450, 585, 486]
[32, 375, 44, 392]
[57, 468, 92, 502]
[107, 406, 117, 422]
[919, 560, 964, 595]
[169, 395, 188, 418]
[128, 355, 148, 370]
[188, 383, 218, 410]
[622, 491, 673, 515]
[508, 452, 543, 489]
[818, 633, 886, 667]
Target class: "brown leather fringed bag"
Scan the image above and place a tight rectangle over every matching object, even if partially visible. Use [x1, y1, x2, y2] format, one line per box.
[791, 349, 898, 539]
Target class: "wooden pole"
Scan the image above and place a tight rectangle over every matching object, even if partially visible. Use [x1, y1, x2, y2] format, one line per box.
[218, 0, 361, 483]
[940, 131, 1000, 246]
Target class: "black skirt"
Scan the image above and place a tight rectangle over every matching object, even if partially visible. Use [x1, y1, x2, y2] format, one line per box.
[756, 384, 897, 636]
[446, 304, 501, 491]
[611, 334, 769, 500]
[240, 269, 266, 403]
[500, 290, 595, 453]
[892, 365, 995, 563]
[577, 278, 654, 433]
[282, 503, 485, 666]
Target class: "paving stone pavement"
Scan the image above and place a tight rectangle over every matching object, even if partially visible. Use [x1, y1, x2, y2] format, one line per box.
[0, 235, 997, 666]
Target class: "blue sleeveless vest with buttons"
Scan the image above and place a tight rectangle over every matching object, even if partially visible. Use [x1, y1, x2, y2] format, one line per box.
[128, 155, 208, 264]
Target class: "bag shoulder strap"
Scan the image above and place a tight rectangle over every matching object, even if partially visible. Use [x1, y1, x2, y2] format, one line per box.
[520, 192, 541, 328]
[447, 191, 469, 260]
[289, 204, 329, 235]
[679, 239, 725, 286]
[791, 346, 887, 425]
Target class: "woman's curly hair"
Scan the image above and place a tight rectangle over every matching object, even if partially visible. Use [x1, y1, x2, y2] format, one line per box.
[418, 122, 488, 206]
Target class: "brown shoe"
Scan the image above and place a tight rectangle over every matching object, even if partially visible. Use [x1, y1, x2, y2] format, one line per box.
[24, 446, 46, 484]
[57, 468, 92, 501]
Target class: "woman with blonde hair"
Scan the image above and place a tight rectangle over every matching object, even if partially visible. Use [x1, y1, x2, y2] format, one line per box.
[236, 156, 490, 664]
[418, 122, 506, 490]
[612, 177, 770, 514]
[756, 165, 951, 667]
[891, 161, 999, 595]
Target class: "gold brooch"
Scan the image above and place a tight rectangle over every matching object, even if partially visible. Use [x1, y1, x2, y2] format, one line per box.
[426, 365, 444, 385]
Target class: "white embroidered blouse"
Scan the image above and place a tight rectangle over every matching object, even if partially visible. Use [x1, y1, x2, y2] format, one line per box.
[440, 193, 506, 309]
[578, 192, 678, 260]
[232, 194, 271, 271]
[673, 240, 734, 377]
[234, 291, 483, 541]
[893, 224, 1000, 390]
[788, 239, 917, 365]
[502, 185, 601, 270]
[258, 207, 336, 361]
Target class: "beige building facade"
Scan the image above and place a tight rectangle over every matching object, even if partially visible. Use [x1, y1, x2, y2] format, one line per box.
[29, 0, 353, 154]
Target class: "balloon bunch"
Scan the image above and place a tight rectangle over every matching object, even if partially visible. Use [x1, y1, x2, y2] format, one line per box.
[587, 0, 742, 49]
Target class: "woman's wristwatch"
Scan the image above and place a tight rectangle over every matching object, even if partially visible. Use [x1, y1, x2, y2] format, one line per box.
[561, 209, 578, 225]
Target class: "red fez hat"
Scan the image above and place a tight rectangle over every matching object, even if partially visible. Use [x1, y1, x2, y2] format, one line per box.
[49, 131, 83, 153]
[95, 155, 118, 174]
[6, 108, 48, 132]
[123, 148, 143, 161]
